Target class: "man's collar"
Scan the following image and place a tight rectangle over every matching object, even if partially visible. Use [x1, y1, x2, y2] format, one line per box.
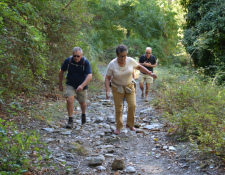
[145, 55, 151, 59]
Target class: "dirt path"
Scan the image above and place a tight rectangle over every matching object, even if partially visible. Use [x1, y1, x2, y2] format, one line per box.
[33, 67, 224, 175]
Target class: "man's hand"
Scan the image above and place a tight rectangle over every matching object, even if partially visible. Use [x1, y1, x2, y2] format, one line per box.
[106, 91, 110, 99]
[76, 85, 84, 92]
[59, 85, 63, 91]
[143, 61, 151, 67]
[150, 73, 157, 79]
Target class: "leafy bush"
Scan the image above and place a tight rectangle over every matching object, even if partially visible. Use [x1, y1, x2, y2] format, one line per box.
[0, 118, 50, 174]
[152, 66, 225, 154]
[124, 38, 147, 58]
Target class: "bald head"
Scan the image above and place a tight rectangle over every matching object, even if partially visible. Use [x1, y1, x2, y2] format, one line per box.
[145, 47, 152, 59]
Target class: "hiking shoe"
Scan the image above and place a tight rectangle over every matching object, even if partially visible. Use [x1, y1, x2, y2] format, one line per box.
[144, 98, 148, 102]
[66, 120, 73, 129]
[81, 115, 86, 125]
[141, 93, 144, 99]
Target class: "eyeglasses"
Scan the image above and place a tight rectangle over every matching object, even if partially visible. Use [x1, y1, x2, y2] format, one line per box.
[73, 55, 81, 58]
[145, 52, 151, 54]
[118, 55, 127, 59]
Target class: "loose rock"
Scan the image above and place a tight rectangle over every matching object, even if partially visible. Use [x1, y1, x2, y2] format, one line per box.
[125, 166, 136, 173]
[111, 158, 125, 170]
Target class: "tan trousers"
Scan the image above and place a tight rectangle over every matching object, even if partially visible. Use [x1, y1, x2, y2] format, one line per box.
[112, 83, 136, 130]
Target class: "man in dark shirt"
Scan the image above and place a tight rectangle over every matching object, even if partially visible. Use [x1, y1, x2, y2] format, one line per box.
[139, 47, 157, 102]
[59, 47, 92, 128]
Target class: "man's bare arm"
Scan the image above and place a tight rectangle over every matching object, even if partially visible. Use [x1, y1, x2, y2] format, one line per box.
[135, 65, 157, 79]
[76, 74, 92, 92]
[142, 62, 157, 67]
[105, 75, 112, 99]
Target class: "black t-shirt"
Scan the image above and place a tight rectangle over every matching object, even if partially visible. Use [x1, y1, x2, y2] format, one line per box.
[61, 56, 92, 89]
[139, 54, 156, 73]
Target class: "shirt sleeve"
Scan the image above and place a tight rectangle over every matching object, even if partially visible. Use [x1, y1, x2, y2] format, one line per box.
[84, 59, 92, 74]
[131, 57, 139, 68]
[106, 63, 113, 76]
[152, 56, 156, 64]
[139, 55, 144, 63]
[61, 57, 70, 71]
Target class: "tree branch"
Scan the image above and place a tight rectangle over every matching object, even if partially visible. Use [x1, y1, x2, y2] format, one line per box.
[62, 0, 74, 11]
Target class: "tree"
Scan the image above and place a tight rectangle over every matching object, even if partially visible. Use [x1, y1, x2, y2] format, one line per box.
[0, 0, 93, 96]
[181, 0, 225, 75]
[88, 0, 180, 63]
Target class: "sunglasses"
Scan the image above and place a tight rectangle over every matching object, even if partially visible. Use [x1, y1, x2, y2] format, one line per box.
[73, 55, 81, 58]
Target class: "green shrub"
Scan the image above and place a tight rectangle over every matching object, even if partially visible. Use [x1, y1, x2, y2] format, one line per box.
[0, 118, 50, 174]
[152, 66, 225, 154]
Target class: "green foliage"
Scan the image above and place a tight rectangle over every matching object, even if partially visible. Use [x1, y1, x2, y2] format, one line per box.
[123, 38, 146, 57]
[152, 66, 225, 154]
[88, 0, 180, 64]
[88, 61, 104, 94]
[181, 0, 225, 75]
[0, 0, 96, 103]
[0, 118, 50, 174]
[0, 0, 49, 93]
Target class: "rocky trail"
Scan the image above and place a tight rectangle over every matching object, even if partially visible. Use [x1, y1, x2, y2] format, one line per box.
[24, 68, 225, 175]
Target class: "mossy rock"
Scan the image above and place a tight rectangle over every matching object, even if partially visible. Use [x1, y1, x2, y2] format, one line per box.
[67, 142, 89, 156]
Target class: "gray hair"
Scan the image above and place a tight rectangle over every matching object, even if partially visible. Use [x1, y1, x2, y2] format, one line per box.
[116, 44, 128, 55]
[146, 47, 152, 51]
[73, 47, 83, 54]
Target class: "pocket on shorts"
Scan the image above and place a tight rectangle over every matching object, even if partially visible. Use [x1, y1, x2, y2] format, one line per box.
[76, 89, 87, 102]
[64, 85, 76, 97]
[146, 76, 153, 84]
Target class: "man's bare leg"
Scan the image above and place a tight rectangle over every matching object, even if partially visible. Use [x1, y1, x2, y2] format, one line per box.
[66, 96, 74, 128]
[145, 83, 150, 102]
[79, 102, 87, 124]
[139, 82, 144, 99]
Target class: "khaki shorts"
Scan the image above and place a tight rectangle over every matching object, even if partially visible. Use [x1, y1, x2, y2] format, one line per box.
[139, 73, 153, 84]
[64, 85, 87, 103]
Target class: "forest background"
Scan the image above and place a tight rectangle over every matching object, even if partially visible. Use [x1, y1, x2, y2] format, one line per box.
[0, 0, 225, 173]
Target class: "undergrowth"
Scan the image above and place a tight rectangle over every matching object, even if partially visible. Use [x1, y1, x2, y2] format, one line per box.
[152, 66, 225, 155]
[0, 119, 51, 174]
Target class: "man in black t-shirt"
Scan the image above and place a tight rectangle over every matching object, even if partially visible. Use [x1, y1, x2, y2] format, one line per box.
[139, 47, 157, 102]
[59, 47, 92, 128]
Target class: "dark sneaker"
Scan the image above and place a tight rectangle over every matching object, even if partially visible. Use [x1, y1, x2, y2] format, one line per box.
[66, 120, 73, 129]
[81, 115, 86, 125]
[141, 93, 144, 99]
